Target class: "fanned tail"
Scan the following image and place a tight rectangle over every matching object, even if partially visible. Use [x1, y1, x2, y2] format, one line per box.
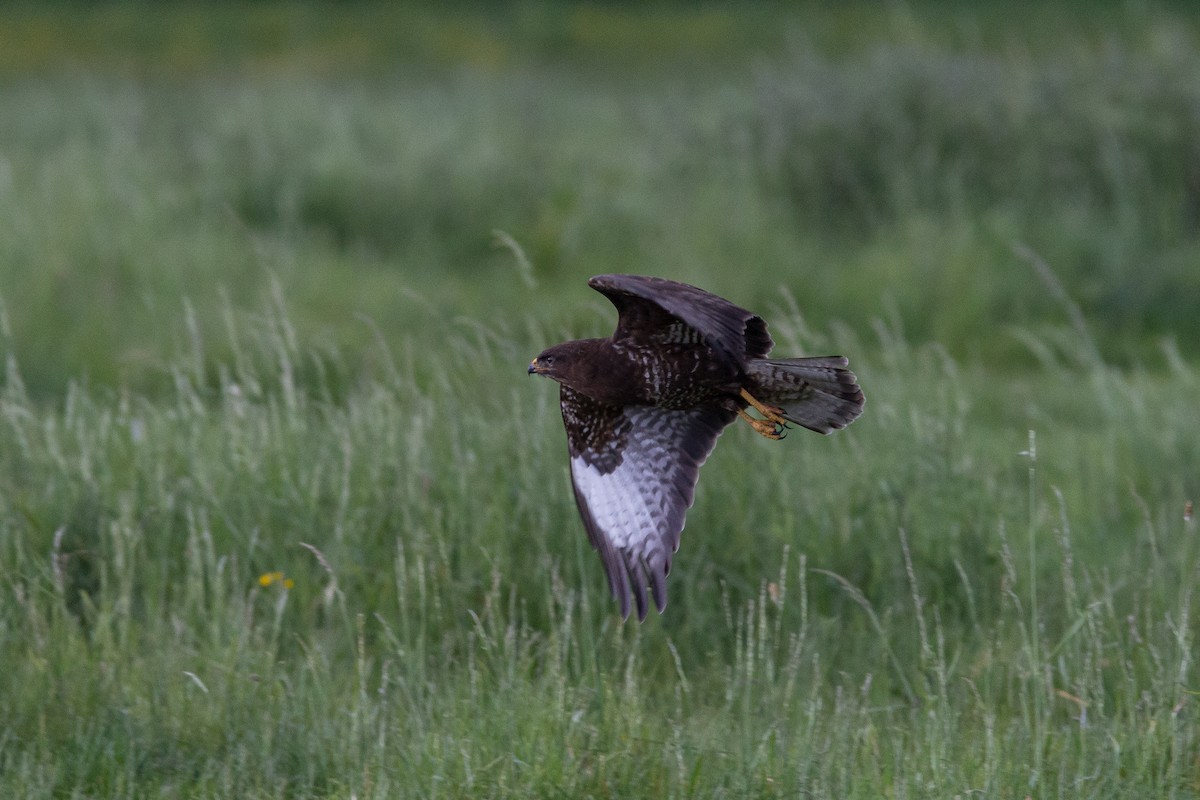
[746, 356, 865, 434]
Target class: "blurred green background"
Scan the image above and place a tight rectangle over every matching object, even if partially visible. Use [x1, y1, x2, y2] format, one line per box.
[4, 4, 1200, 795]
[2, 1, 1198, 398]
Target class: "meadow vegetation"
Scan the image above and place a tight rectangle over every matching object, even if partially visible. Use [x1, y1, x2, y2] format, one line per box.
[1, 2, 1198, 796]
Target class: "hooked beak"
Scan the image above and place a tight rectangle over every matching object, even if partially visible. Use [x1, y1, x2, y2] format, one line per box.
[527, 358, 542, 375]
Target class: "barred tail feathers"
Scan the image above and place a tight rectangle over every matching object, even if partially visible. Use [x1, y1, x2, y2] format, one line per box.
[746, 356, 865, 434]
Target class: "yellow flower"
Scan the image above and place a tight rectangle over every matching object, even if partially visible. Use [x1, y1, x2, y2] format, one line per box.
[258, 571, 285, 587]
[283, 578, 295, 590]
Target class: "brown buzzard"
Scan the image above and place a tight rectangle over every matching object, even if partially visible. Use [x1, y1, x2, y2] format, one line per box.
[529, 274, 864, 621]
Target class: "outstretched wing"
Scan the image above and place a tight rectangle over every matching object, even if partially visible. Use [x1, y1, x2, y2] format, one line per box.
[588, 274, 773, 364]
[560, 385, 735, 621]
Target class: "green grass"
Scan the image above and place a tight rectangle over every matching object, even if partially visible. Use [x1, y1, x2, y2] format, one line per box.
[2, 304, 1197, 796]
[1, 2, 1199, 797]
[2, 2, 1199, 396]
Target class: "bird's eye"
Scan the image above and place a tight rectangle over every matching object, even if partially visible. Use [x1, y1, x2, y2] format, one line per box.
[542, 355, 554, 365]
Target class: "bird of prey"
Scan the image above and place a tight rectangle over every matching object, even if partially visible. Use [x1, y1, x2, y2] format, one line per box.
[528, 274, 864, 620]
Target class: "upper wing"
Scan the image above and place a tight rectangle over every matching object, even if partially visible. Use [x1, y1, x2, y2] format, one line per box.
[588, 274, 773, 363]
[560, 385, 735, 620]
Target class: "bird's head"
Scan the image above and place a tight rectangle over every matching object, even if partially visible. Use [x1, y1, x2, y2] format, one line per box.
[528, 339, 605, 387]
[528, 343, 571, 381]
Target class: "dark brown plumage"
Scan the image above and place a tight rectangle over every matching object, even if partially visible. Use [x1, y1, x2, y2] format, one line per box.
[529, 274, 864, 620]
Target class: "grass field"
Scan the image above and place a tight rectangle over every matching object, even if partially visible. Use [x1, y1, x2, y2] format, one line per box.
[1, 3, 1199, 797]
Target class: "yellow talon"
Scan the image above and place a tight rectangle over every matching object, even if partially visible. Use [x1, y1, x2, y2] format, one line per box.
[737, 388, 789, 439]
[739, 387, 788, 425]
[737, 407, 785, 440]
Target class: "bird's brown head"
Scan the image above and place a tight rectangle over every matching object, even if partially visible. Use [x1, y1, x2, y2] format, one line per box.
[528, 339, 610, 387]
[528, 342, 576, 382]
[531, 338, 642, 407]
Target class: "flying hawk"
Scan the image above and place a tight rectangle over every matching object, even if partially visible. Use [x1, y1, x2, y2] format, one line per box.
[529, 274, 864, 620]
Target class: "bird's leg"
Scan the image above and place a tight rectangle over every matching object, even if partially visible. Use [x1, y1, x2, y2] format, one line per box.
[737, 388, 790, 440]
[736, 407, 785, 440]
[740, 388, 789, 425]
